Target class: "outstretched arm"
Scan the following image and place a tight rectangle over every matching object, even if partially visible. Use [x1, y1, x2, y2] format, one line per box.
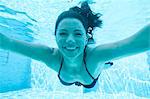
[0, 33, 53, 63]
[89, 24, 150, 64]
[112, 24, 150, 59]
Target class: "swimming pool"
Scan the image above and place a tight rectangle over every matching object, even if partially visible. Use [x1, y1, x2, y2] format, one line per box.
[0, 0, 150, 98]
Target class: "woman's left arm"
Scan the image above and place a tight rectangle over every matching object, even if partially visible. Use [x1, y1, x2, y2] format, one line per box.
[90, 24, 150, 63]
[118, 24, 150, 55]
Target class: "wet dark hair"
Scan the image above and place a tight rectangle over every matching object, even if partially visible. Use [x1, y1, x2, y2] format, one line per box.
[55, 1, 102, 44]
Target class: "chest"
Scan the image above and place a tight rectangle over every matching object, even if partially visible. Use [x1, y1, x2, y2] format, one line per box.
[58, 60, 104, 85]
[56, 46, 105, 84]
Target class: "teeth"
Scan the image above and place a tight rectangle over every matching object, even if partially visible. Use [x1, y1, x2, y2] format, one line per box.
[64, 47, 77, 50]
[66, 47, 76, 50]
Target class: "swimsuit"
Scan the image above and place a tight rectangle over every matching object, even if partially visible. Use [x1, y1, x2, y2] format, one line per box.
[58, 46, 113, 88]
[58, 56, 100, 88]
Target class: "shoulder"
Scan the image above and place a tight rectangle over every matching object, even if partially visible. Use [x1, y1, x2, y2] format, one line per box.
[44, 48, 62, 73]
[85, 44, 106, 62]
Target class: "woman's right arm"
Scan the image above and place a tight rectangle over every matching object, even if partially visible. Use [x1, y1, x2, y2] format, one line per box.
[0, 33, 58, 69]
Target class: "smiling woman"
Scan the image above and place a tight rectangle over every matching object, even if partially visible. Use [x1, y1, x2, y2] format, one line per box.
[0, 1, 150, 94]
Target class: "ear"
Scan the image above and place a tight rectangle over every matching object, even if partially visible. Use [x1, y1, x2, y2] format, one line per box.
[86, 33, 95, 44]
[86, 32, 92, 39]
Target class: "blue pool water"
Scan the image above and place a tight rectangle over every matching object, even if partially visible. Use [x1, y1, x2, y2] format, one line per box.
[0, 0, 150, 99]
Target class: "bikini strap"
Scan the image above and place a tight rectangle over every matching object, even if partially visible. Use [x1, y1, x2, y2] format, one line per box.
[58, 55, 64, 76]
[83, 45, 96, 80]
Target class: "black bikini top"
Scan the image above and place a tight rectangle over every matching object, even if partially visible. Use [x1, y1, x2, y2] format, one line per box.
[58, 46, 113, 88]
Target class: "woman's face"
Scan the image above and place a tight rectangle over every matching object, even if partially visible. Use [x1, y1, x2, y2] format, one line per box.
[55, 18, 88, 58]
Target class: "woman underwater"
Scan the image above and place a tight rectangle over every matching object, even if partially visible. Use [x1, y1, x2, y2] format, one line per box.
[0, 2, 150, 89]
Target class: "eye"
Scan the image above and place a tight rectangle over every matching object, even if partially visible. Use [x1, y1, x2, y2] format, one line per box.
[75, 33, 82, 36]
[60, 32, 67, 36]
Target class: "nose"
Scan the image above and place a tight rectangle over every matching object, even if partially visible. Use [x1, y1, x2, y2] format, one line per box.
[66, 34, 75, 45]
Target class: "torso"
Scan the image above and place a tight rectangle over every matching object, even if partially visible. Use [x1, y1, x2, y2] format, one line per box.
[52, 45, 105, 85]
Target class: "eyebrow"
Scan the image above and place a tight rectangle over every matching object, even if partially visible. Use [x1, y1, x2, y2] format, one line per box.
[59, 29, 67, 31]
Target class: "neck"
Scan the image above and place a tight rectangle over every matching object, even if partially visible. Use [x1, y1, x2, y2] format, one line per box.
[64, 53, 84, 68]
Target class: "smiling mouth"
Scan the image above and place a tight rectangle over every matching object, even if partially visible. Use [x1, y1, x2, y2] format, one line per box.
[64, 47, 78, 51]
